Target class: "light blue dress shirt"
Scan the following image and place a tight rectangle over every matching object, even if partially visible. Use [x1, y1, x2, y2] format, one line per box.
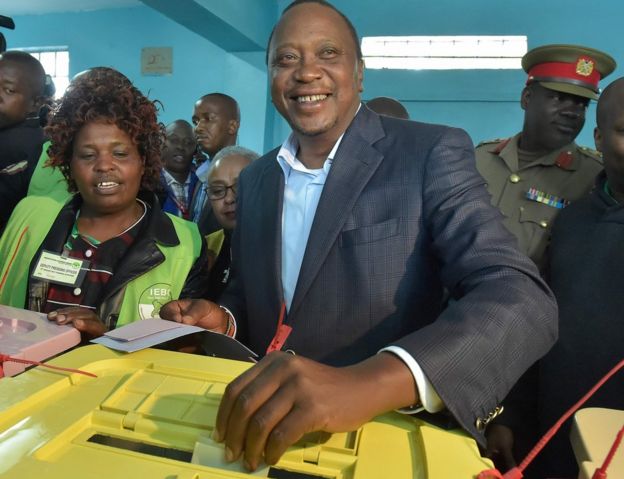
[276, 133, 339, 311]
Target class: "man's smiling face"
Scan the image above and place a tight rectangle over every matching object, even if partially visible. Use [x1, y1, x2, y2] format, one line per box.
[268, 2, 363, 142]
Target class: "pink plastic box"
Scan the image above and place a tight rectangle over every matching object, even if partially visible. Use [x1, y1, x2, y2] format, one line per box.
[0, 304, 81, 377]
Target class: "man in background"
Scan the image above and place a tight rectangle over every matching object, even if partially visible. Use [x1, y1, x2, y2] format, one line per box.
[0, 50, 45, 230]
[160, 119, 201, 220]
[190, 93, 240, 234]
[366, 96, 409, 119]
[488, 76, 624, 478]
[475, 44, 615, 271]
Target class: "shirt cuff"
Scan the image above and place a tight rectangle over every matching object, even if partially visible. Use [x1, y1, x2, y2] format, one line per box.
[380, 345, 445, 414]
[218, 305, 237, 338]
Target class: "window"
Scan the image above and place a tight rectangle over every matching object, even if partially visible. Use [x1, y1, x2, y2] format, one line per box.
[20, 48, 70, 98]
[361, 36, 527, 70]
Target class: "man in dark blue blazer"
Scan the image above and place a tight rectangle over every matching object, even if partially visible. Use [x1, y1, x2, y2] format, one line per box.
[162, 0, 557, 471]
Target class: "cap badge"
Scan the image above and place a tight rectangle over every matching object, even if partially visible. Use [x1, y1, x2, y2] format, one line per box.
[576, 57, 595, 77]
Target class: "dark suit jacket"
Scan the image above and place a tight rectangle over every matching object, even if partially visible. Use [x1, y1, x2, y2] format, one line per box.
[220, 105, 557, 442]
[0, 118, 45, 228]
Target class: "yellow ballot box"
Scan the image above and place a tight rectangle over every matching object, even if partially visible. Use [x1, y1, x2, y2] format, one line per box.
[0, 345, 492, 478]
[572, 407, 624, 479]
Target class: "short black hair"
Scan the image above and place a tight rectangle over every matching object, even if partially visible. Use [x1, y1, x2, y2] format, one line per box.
[596, 77, 624, 129]
[197, 92, 240, 122]
[265, 0, 363, 65]
[0, 50, 46, 98]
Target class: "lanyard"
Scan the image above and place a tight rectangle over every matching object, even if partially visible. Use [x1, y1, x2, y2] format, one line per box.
[169, 193, 189, 219]
[266, 302, 292, 354]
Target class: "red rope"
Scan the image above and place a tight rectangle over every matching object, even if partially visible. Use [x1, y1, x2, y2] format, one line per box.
[0, 353, 98, 378]
[479, 358, 624, 479]
[592, 425, 624, 479]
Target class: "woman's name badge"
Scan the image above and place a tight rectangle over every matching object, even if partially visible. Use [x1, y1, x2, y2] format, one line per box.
[32, 251, 89, 287]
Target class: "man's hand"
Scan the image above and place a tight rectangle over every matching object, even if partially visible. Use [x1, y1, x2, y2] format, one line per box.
[48, 307, 106, 338]
[160, 298, 229, 333]
[213, 351, 417, 471]
[484, 424, 516, 472]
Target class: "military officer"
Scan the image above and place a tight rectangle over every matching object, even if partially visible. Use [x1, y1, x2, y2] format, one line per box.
[475, 44, 615, 271]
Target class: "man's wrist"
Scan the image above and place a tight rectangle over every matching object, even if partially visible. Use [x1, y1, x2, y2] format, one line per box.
[349, 353, 420, 416]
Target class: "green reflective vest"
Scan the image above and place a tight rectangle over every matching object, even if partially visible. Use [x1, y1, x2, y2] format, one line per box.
[0, 195, 201, 328]
[27, 141, 72, 204]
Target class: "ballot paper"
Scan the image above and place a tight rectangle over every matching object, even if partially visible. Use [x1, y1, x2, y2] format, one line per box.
[92, 318, 257, 362]
[191, 435, 269, 476]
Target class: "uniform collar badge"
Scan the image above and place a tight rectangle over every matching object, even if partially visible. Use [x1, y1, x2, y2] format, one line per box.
[491, 138, 511, 155]
[555, 151, 574, 169]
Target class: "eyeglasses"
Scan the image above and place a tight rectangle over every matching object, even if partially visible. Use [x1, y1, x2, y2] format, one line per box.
[207, 183, 237, 200]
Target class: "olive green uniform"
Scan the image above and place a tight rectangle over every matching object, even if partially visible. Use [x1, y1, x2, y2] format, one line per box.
[475, 133, 602, 270]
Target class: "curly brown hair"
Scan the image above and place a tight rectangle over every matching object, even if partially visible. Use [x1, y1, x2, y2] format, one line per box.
[45, 67, 164, 192]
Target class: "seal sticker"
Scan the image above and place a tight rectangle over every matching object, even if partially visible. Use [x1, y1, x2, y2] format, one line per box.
[138, 283, 173, 319]
[576, 57, 594, 77]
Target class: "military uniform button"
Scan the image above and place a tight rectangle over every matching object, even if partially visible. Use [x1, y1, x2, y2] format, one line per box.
[539, 220, 548, 228]
[85, 249, 93, 258]
[73, 287, 82, 296]
[509, 174, 520, 183]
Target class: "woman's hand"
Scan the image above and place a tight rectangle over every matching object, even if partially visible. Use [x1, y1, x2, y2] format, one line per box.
[48, 307, 106, 338]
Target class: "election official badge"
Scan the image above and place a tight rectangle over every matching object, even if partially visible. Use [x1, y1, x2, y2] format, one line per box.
[576, 57, 595, 77]
[138, 283, 173, 319]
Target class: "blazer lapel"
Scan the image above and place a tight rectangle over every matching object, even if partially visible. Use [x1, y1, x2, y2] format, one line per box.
[289, 107, 386, 317]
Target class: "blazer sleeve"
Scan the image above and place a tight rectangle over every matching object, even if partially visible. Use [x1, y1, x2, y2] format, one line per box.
[217, 178, 249, 342]
[390, 126, 558, 443]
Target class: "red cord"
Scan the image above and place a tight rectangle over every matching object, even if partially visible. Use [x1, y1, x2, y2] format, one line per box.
[479, 358, 624, 479]
[592, 425, 624, 479]
[0, 353, 97, 378]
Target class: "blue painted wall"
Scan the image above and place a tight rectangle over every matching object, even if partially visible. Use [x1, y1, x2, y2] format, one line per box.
[5, 5, 269, 156]
[6, 0, 624, 154]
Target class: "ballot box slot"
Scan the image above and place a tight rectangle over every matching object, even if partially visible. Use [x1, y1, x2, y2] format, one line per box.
[87, 433, 193, 462]
[268, 468, 332, 479]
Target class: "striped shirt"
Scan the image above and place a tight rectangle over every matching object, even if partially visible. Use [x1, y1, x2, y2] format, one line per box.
[43, 201, 147, 313]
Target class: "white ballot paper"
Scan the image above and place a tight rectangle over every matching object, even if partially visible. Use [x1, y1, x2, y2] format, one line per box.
[92, 318, 257, 362]
[191, 435, 269, 476]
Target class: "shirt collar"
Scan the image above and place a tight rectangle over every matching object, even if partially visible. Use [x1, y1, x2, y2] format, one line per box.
[276, 103, 361, 178]
[163, 169, 191, 187]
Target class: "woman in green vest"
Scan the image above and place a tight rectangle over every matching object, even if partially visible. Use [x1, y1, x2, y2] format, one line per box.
[0, 67, 208, 340]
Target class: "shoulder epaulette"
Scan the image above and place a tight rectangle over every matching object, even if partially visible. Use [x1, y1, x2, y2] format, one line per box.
[476, 138, 506, 148]
[577, 145, 603, 163]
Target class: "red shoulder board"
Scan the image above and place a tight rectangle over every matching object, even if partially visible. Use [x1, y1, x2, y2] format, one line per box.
[491, 138, 511, 155]
[555, 150, 574, 169]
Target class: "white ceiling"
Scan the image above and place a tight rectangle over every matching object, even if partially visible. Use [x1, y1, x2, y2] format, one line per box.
[0, 0, 142, 16]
